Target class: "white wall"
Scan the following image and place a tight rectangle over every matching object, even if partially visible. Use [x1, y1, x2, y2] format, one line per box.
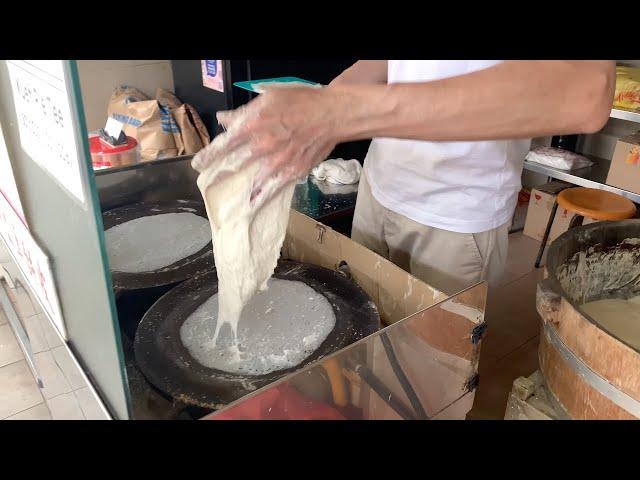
[77, 60, 174, 132]
[579, 118, 639, 159]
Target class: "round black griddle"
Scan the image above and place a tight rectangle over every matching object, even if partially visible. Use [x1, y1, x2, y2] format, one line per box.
[102, 200, 215, 295]
[133, 259, 380, 410]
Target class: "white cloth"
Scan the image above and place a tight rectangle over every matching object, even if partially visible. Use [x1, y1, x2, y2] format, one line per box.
[311, 177, 359, 195]
[311, 158, 362, 185]
[364, 60, 531, 234]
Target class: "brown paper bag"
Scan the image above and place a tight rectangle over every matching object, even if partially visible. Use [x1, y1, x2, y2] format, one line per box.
[186, 104, 210, 147]
[155, 88, 182, 109]
[174, 104, 211, 154]
[107, 86, 184, 160]
[156, 89, 211, 154]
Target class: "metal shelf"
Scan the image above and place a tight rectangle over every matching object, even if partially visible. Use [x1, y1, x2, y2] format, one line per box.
[93, 154, 194, 176]
[523, 154, 640, 205]
[610, 107, 640, 123]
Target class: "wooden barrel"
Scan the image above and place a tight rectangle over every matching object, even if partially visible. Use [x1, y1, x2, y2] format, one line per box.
[536, 219, 640, 420]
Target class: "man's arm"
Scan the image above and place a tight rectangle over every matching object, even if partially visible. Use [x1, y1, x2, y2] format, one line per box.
[331, 60, 615, 142]
[196, 60, 616, 204]
[329, 60, 388, 86]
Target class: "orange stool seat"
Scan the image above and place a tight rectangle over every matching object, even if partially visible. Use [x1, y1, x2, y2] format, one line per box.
[535, 187, 637, 268]
[557, 187, 636, 221]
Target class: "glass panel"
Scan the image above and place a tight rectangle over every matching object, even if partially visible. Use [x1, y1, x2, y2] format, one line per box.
[0, 61, 130, 419]
[202, 282, 487, 420]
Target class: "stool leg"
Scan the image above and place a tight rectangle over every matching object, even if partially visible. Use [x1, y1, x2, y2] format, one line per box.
[569, 214, 584, 229]
[535, 201, 559, 269]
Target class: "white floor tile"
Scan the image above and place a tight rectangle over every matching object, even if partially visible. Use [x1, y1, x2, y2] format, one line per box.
[33, 350, 72, 400]
[0, 324, 24, 368]
[0, 360, 43, 419]
[52, 345, 86, 391]
[5, 402, 52, 420]
[74, 387, 109, 420]
[47, 392, 85, 420]
[22, 314, 48, 354]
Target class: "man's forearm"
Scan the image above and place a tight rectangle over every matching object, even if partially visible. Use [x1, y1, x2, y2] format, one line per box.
[330, 60, 388, 86]
[329, 61, 615, 143]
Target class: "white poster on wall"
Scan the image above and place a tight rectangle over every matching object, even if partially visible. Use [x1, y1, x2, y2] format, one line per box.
[7, 60, 86, 205]
[0, 192, 65, 338]
[201, 60, 225, 92]
[0, 123, 26, 226]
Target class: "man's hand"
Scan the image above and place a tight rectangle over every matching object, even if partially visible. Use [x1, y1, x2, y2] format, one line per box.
[192, 85, 344, 205]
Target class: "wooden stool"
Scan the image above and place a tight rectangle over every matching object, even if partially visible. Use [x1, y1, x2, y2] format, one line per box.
[534, 187, 637, 268]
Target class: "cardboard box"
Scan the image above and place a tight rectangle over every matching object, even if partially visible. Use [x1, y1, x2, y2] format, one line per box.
[606, 132, 640, 194]
[283, 210, 449, 325]
[523, 181, 597, 243]
[504, 371, 561, 420]
[511, 188, 531, 231]
[278, 210, 487, 419]
[524, 181, 573, 242]
[204, 211, 488, 420]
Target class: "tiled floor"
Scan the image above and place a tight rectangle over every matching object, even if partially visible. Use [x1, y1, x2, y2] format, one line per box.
[0, 303, 52, 420]
[467, 232, 546, 420]
[0, 231, 547, 421]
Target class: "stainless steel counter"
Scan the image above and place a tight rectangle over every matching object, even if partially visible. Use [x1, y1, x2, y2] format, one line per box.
[291, 177, 358, 221]
[95, 157, 360, 222]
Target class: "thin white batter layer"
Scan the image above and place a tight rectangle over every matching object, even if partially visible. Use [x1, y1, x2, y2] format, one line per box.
[180, 278, 336, 375]
[196, 149, 295, 345]
[105, 213, 211, 273]
[581, 296, 640, 350]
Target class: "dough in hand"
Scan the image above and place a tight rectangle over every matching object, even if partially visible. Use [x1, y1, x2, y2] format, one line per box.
[196, 149, 295, 345]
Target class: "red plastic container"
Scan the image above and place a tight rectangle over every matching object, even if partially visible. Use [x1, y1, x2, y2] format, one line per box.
[89, 135, 139, 170]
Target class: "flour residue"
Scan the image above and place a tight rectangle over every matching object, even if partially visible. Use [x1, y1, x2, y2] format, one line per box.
[180, 278, 336, 375]
[556, 238, 640, 304]
[440, 301, 484, 324]
[105, 212, 211, 273]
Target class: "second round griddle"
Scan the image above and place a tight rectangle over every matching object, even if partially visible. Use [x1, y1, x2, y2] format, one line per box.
[102, 200, 215, 295]
[134, 259, 380, 410]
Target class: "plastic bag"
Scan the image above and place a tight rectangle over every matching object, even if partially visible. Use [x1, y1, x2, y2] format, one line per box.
[311, 158, 362, 185]
[525, 146, 594, 171]
[614, 66, 640, 111]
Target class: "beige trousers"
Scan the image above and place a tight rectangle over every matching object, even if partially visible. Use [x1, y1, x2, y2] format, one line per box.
[351, 173, 509, 295]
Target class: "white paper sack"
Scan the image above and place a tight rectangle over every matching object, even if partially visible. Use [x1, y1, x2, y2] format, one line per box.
[311, 158, 362, 185]
[525, 146, 594, 171]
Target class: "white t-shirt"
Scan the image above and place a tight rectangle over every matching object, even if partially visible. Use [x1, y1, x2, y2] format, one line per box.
[364, 60, 531, 234]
